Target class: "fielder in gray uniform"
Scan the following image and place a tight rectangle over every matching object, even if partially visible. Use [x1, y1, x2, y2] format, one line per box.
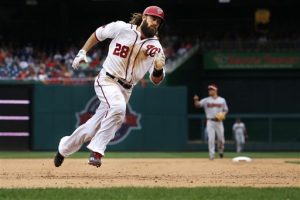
[232, 118, 248, 153]
[194, 84, 229, 160]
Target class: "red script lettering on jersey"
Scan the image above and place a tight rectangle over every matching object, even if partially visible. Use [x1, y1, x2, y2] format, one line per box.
[207, 103, 222, 108]
[144, 45, 161, 57]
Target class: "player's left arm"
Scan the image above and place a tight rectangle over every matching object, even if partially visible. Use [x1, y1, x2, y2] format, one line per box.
[243, 123, 248, 139]
[150, 51, 165, 85]
[215, 99, 228, 121]
[223, 99, 229, 115]
[150, 67, 165, 85]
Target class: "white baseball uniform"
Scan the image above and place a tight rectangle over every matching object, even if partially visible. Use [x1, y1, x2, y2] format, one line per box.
[232, 122, 246, 152]
[197, 96, 228, 159]
[58, 21, 165, 157]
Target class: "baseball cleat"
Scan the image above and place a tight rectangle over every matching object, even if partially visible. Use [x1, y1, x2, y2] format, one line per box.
[88, 152, 102, 168]
[54, 152, 64, 167]
[219, 153, 224, 158]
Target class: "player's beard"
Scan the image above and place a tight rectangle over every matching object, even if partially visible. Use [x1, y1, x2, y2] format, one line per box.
[140, 20, 157, 38]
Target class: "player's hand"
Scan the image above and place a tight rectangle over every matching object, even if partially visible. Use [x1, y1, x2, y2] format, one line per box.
[215, 112, 226, 121]
[193, 95, 200, 101]
[72, 49, 88, 70]
[194, 95, 200, 108]
[154, 53, 165, 71]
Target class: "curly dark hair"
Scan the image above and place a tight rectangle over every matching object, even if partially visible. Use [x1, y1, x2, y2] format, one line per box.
[129, 13, 143, 26]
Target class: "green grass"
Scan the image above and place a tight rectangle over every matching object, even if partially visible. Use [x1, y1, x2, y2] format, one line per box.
[0, 151, 299, 159]
[0, 188, 299, 200]
[285, 160, 300, 165]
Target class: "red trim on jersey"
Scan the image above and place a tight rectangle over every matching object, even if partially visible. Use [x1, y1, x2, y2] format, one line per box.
[97, 75, 110, 117]
[128, 40, 147, 83]
[94, 32, 100, 42]
[125, 31, 138, 81]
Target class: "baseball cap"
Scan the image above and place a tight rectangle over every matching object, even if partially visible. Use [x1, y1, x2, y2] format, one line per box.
[208, 84, 218, 90]
[143, 6, 165, 21]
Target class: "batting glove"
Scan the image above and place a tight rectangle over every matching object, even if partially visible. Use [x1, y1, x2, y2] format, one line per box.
[72, 49, 88, 70]
[154, 53, 165, 71]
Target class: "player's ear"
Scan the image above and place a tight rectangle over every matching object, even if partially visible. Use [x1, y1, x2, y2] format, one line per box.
[142, 14, 147, 21]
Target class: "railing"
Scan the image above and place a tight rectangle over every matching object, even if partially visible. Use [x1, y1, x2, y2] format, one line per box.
[165, 44, 200, 73]
[198, 39, 300, 51]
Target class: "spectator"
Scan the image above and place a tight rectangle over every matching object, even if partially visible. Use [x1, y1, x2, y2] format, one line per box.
[0, 35, 197, 82]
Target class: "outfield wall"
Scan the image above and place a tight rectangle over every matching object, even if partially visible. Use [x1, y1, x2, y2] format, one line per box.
[0, 82, 299, 151]
[32, 84, 188, 151]
[165, 51, 300, 150]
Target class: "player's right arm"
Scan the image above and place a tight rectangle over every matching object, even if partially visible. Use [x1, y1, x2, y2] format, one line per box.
[193, 95, 200, 108]
[72, 34, 99, 69]
[232, 123, 236, 131]
[194, 95, 205, 108]
[72, 21, 126, 69]
[82, 33, 99, 52]
[232, 124, 236, 137]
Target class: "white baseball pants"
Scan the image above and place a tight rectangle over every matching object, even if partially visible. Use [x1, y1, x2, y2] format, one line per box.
[206, 120, 225, 159]
[58, 69, 132, 157]
[235, 131, 245, 153]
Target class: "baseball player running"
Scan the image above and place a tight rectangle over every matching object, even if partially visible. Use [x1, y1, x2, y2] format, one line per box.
[232, 118, 248, 153]
[54, 6, 166, 168]
[194, 84, 229, 160]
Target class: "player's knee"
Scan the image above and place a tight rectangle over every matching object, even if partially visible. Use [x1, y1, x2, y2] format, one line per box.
[81, 124, 96, 140]
[109, 103, 126, 123]
[80, 117, 101, 137]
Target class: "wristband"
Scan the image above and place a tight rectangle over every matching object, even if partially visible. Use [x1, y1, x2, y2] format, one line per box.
[152, 68, 163, 77]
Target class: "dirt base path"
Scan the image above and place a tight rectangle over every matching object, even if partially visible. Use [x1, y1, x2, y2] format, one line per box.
[1, 158, 299, 188]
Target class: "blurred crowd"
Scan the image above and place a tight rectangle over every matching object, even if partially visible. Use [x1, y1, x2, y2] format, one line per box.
[1, 31, 299, 83]
[0, 36, 194, 83]
[197, 31, 300, 51]
[0, 43, 105, 83]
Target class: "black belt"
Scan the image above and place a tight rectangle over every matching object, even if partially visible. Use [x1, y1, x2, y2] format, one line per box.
[207, 118, 219, 122]
[106, 72, 132, 90]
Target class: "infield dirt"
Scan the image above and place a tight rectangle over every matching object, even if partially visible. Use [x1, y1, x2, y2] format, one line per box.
[1, 158, 299, 188]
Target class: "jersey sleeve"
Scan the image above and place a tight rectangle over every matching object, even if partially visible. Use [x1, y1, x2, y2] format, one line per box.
[242, 123, 246, 130]
[232, 124, 236, 131]
[223, 99, 229, 113]
[199, 98, 206, 107]
[95, 21, 127, 41]
[149, 43, 166, 85]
